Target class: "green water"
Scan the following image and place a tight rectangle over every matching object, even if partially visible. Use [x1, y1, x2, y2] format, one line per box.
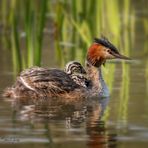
[0, 0, 148, 148]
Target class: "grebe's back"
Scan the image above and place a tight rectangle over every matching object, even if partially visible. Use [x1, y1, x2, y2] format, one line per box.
[4, 67, 86, 99]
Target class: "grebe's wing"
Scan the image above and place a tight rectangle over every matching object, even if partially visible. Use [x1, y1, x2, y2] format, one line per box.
[19, 67, 80, 93]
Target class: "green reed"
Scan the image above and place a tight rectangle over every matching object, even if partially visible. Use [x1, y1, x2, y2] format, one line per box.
[25, 0, 47, 67]
[143, 17, 148, 92]
[1, 0, 47, 71]
[25, 0, 34, 67]
[10, 0, 22, 72]
[34, 0, 47, 66]
[143, 18, 148, 54]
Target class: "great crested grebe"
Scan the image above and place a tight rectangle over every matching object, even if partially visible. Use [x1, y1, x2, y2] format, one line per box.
[64, 61, 90, 88]
[4, 37, 130, 99]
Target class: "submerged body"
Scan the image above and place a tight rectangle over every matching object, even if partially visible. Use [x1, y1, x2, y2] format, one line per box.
[4, 37, 130, 99]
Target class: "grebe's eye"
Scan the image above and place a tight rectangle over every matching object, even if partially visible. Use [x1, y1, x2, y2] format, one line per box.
[107, 49, 112, 54]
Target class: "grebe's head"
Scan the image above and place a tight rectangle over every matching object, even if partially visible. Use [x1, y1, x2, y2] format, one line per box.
[65, 61, 86, 75]
[87, 37, 131, 67]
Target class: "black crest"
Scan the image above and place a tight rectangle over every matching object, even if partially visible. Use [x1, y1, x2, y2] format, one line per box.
[94, 37, 119, 54]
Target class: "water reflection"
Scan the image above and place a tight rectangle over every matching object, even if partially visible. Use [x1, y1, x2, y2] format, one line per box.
[6, 96, 117, 147]
[11, 97, 109, 123]
[86, 120, 117, 148]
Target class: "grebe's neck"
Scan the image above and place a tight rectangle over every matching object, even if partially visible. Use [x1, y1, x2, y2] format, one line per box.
[85, 61, 109, 97]
[86, 61, 101, 91]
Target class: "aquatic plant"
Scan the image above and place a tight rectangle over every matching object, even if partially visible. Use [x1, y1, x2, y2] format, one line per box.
[0, 0, 47, 72]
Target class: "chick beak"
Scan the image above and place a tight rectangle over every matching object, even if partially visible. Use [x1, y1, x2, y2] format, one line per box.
[110, 51, 131, 60]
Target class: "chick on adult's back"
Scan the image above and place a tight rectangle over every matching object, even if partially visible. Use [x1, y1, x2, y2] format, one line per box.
[4, 67, 85, 99]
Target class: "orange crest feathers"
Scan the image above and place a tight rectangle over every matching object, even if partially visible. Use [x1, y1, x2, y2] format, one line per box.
[87, 44, 105, 67]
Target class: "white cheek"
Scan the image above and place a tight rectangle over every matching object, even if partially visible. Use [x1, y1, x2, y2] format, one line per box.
[105, 52, 115, 59]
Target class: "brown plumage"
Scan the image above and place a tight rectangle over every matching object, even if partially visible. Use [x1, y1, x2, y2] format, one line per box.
[4, 67, 87, 99]
[3, 37, 131, 99]
[64, 61, 91, 88]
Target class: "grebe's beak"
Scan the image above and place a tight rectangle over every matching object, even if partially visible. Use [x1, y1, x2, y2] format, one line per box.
[110, 50, 131, 60]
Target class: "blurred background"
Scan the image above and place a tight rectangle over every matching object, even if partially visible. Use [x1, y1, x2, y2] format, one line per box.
[0, 0, 148, 148]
